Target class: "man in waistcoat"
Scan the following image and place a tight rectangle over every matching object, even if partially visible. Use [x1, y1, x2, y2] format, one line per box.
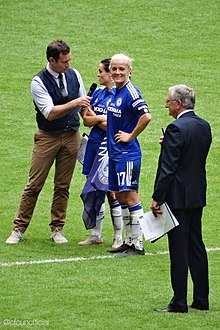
[6, 39, 91, 244]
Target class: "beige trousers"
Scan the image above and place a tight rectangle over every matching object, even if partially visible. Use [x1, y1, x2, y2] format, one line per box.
[13, 129, 81, 232]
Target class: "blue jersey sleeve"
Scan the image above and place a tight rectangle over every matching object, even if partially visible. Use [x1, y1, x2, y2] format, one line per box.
[90, 88, 103, 107]
[129, 85, 150, 116]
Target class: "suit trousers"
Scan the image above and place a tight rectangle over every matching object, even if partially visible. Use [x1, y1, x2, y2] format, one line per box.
[168, 208, 209, 310]
[13, 129, 81, 232]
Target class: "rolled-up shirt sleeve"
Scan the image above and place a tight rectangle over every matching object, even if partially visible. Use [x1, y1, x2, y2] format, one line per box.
[30, 76, 54, 119]
[74, 69, 86, 97]
[30, 68, 86, 119]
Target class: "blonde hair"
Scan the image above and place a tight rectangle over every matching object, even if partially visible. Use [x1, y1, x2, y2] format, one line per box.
[110, 53, 133, 69]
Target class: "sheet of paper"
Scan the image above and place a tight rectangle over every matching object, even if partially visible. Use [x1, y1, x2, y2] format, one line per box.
[77, 134, 88, 165]
[140, 203, 179, 242]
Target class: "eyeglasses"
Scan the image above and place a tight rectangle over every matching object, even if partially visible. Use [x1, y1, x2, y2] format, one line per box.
[165, 98, 178, 104]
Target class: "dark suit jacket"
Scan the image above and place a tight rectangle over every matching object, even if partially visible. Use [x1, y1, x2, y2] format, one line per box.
[152, 111, 212, 209]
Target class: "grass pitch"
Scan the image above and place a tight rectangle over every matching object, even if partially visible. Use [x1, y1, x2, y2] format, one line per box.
[0, 0, 219, 329]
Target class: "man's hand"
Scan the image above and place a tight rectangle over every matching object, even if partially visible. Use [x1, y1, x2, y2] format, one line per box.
[159, 135, 164, 145]
[150, 200, 163, 217]
[77, 96, 92, 108]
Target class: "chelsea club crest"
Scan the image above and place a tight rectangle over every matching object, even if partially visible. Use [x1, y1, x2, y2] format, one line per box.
[116, 98, 122, 106]
[98, 158, 108, 185]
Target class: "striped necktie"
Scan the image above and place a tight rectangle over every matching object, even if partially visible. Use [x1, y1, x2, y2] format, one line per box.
[58, 73, 67, 97]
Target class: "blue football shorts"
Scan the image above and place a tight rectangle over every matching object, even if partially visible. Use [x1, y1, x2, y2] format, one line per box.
[108, 158, 141, 192]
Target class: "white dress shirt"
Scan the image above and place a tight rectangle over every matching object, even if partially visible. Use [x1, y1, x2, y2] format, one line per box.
[30, 63, 86, 118]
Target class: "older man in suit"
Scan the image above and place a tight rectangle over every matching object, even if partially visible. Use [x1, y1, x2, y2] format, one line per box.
[151, 84, 212, 313]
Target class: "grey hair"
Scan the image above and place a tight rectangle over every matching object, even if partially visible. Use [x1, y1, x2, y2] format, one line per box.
[110, 53, 133, 69]
[169, 84, 195, 109]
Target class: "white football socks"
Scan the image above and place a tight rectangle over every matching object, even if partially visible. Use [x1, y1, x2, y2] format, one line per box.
[109, 199, 123, 240]
[121, 205, 132, 246]
[129, 207, 144, 251]
[91, 203, 105, 238]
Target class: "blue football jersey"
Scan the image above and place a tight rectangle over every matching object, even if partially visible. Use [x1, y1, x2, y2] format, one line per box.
[83, 87, 113, 175]
[107, 81, 149, 161]
[88, 87, 114, 143]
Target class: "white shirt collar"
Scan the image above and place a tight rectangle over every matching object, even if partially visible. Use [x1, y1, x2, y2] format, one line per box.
[46, 63, 60, 79]
[177, 109, 194, 119]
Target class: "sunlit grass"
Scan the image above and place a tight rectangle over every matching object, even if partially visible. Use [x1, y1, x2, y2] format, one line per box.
[0, 0, 219, 329]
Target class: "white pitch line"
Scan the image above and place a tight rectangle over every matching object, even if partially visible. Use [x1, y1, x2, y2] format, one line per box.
[0, 255, 113, 267]
[0, 247, 219, 267]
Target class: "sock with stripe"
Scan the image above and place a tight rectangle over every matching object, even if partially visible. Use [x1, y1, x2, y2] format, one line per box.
[121, 204, 132, 246]
[108, 199, 123, 241]
[129, 203, 144, 251]
[91, 203, 105, 239]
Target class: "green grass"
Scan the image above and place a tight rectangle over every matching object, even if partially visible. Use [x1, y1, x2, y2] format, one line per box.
[0, 0, 219, 329]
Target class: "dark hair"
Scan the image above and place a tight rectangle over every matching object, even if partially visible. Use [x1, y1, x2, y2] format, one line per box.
[100, 58, 111, 72]
[46, 39, 70, 62]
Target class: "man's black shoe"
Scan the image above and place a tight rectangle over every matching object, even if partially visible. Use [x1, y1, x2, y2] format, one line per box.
[107, 243, 131, 253]
[155, 306, 188, 313]
[116, 245, 145, 257]
[190, 303, 209, 311]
